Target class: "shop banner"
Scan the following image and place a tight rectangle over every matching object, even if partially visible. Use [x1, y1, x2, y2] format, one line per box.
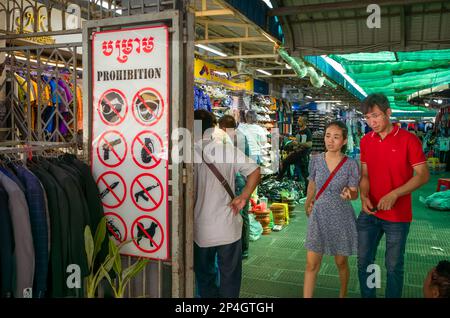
[195, 58, 254, 92]
[91, 25, 169, 260]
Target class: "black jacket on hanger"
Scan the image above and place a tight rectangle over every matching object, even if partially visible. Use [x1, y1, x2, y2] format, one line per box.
[28, 164, 69, 298]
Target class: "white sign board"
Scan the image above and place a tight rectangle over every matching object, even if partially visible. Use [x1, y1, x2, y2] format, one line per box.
[91, 25, 169, 260]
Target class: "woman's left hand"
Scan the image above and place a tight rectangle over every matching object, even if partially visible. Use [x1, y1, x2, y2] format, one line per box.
[340, 187, 352, 200]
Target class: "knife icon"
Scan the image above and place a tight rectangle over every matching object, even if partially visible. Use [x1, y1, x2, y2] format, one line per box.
[99, 181, 120, 199]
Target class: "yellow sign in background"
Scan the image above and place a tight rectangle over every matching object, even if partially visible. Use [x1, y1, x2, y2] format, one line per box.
[194, 58, 254, 92]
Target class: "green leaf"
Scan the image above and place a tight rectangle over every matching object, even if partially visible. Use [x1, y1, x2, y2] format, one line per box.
[84, 225, 94, 270]
[113, 247, 122, 275]
[93, 216, 107, 260]
[122, 258, 149, 287]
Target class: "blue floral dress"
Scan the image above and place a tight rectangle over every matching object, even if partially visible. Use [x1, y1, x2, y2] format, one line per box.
[305, 153, 360, 256]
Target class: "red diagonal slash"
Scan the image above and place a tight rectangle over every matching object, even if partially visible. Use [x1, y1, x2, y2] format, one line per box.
[107, 223, 121, 241]
[137, 222, 159, 249]
[136, 178, 158, 206]
[103, 95, 124, 121]
[102, 136, 121, 162]
[137, 94, 158, 120]
[99, 176, 121, 203]
[136, 137, 159, 163]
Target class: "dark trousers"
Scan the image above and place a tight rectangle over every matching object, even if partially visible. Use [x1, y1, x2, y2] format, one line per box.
[240, 205, 250, 256]
[194, 239, 242, 298]
[279, 151, 309, 190]
[356, 213, 410, 298]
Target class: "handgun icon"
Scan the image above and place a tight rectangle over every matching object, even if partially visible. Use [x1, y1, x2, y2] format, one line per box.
[134, 184, 160, 203]
[103, 138, 122, 160]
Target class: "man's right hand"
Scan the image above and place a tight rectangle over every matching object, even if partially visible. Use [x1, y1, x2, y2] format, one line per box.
[361, 196, 377, 215]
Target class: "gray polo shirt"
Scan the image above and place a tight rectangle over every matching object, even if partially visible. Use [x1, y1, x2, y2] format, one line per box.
[194, 139, 259, 248]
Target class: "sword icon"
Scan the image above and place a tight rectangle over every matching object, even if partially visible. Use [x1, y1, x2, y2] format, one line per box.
[134, 183, 160, 203]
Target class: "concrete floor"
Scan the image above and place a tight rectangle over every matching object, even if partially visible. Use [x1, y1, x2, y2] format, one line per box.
[240, 172, 450, 298]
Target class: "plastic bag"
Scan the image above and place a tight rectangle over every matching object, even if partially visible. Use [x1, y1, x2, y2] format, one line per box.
[420, 191, 450, 211]
[249, 213, 263, 241]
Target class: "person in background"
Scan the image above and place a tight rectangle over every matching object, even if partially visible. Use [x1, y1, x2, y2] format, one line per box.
[218, 115, 251, 259]
[423, 260, 450, 298]
[278, 116, 312, 192]
[237, 110, 267, 165]
[303, 121, 360, 298]
[358, 93, 429, 298]
[194, 110, 260, 298]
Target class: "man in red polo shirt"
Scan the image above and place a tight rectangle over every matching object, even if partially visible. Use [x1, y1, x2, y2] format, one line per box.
[358, 93, 429, 298]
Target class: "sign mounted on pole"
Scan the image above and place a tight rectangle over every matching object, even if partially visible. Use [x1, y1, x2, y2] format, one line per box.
[91, 25, 170, 260]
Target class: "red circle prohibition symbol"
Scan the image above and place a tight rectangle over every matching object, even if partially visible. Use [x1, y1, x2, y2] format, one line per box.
[130, 173, 164, 212]
[104, 212, 128, 243]
[97, 88, 128, 126]
[131, 215, 164, 253]
[131, 87, 165, 127]
[96, 130, 128, 168]
[96, 171, 127, 209]
[131, 130, 164, 169]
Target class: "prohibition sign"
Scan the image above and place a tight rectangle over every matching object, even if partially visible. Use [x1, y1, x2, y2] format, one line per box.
[130, 173, 164, 212]
[97, 89, 128, 126]
[104, 212, 127, 243]
[96, 171, 127, 209]
[131, 130, 164, 169]
[131, 215, 164, 253]
[131, 88, 164, 127]
[96, 130, 127, 168]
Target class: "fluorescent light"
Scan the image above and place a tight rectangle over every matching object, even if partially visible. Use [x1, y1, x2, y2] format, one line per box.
[195, 44, 227, 57]
[262, 0, 273, 9]
[315, 100, 342, 103]
[213, 71, 228, 77]
[14, 55, 83, 71]
[321, 55, 367, 97]
[306, 95, 313, 99]
[285, 63, 292, 69]
[392, 110, 425, 113]
[425, 103, 430, 107]
[256, 69, 272, 76]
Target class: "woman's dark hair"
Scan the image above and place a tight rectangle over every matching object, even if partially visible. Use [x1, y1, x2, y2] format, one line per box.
[325, 121, 348, 153]
[432, 260, 450, 298]
[360, 93, 390, 114]
[218, 115, 237, 129]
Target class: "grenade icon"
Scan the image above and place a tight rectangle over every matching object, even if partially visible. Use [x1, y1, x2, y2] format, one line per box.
[141, 137, 155, 163]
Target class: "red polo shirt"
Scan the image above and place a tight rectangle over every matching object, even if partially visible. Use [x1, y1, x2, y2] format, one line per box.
[360, 126, 426, 222]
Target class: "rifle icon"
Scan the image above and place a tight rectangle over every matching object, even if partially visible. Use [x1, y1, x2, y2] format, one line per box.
[103, 138, 122, 160]
[134, 183, 160, 203]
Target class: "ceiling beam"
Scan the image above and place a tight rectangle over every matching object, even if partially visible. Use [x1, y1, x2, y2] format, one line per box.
[196, 19, 250, 28]
[195, 36, 268, 44]
[268, 0, 447, 16]
[207, 54, 279, 60]
[195, 9, 234, 17]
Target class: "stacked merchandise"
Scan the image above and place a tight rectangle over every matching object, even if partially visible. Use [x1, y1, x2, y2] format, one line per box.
[257, 175, 305, 203]
[278, 100, 293, 135]
[311, 131, 325, 154]
[0, 153, 107, 298]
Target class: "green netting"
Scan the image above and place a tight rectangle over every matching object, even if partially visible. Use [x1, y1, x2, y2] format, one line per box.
[324, 49, 450, 111]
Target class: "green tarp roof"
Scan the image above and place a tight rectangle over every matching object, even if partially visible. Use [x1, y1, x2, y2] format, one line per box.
[327, 49, 450, 112]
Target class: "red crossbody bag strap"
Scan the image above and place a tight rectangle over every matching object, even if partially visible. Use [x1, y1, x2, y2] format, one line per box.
[315, 156, 348, 201]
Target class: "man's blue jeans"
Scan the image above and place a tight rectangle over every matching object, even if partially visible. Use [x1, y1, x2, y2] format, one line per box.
[356, 212, 410, 298]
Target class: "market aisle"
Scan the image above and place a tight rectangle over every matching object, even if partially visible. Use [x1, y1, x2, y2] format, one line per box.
[240, 172, 450, 298]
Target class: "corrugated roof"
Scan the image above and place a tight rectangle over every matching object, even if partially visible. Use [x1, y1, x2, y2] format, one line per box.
[270, 0, 450, 55]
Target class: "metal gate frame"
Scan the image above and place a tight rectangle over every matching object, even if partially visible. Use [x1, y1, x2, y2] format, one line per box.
[82, 9, 194, 298]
